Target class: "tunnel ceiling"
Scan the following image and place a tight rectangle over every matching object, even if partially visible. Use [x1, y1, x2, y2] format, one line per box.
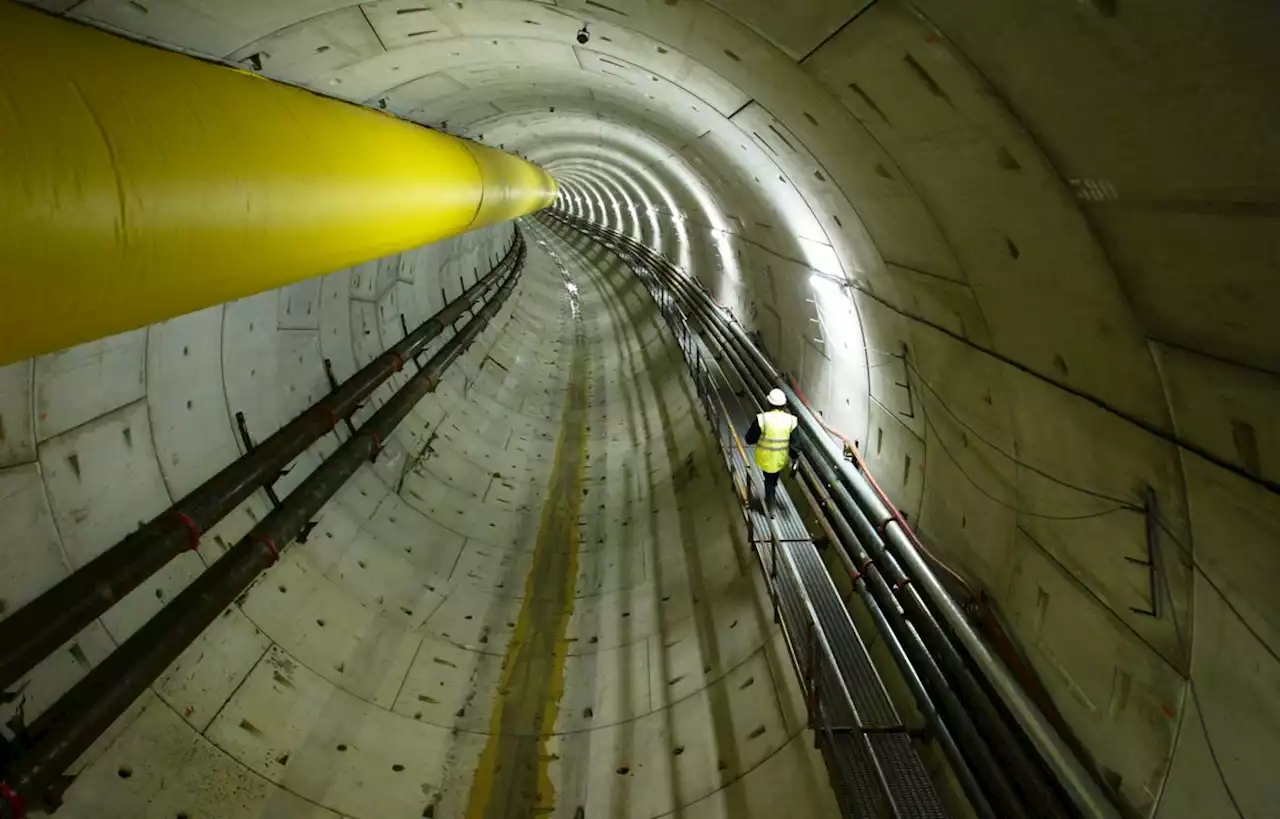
[22, 0, 1279, 375]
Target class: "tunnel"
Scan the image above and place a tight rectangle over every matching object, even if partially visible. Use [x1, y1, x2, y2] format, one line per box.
[0, 1, 1277, 818]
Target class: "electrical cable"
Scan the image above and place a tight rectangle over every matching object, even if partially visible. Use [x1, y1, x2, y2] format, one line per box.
[846, 280, 1280, 499]
[1149, 527, 1249, 819]
[902, 355, 1140, 509]
[907, 350, 1280, 667]
[871, 350, 1261, 818]
[786, 374, 979, 597]
[1150, 514, 1280, 668]
[910, 364, 1139, 521]
[910, 357, 1268, 818]
[784, 302, 1266, 818]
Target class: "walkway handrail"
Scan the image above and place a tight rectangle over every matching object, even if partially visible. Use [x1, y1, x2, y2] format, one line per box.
[536, 213, 952, 819]
[540, 208, 1122, 819]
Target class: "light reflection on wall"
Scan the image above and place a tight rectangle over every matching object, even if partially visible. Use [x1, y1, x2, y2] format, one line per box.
[529, 122, 862, 384]
[552, 159, 659, 247]
[548, 149, 690, 272]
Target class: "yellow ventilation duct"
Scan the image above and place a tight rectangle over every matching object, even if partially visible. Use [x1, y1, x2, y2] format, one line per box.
[0, 1, 557, 365]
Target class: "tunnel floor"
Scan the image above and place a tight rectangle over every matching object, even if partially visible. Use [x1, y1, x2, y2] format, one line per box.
[54, 221, 839, 819]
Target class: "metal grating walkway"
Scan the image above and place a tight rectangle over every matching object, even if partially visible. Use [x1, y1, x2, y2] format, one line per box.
[539, 210, 950, 819]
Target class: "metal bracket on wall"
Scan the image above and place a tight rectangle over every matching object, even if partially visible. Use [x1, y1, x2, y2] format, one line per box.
[398, 315, 424, 370]
[441, 287, 464, 333]
[323, 359, 360, 438]
[234, 410, 316, 542]
[895, 344, 916, 420]
[1125, 486, 1163, 618]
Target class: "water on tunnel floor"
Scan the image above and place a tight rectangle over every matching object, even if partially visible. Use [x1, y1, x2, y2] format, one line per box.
[47, 221, 839, 819]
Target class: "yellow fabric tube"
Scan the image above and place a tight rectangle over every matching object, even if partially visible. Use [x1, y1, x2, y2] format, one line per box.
[0, 1, 557, 365]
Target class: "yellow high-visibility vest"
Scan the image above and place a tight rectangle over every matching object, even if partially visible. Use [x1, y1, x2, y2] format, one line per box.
[754, 410, 798, 473]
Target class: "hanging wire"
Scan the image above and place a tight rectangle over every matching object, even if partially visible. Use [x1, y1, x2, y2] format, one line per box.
[905, 351, 1270, 819]
[1150, 513, 1280, 668]
[906, 360, 1141, 520]
[902, 355, 1142, 509]
[1148, 517, 1250, 819]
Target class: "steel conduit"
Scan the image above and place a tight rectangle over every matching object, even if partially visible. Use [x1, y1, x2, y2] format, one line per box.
[0, 236, 526, 819]
[0, 1, 555, 365]
[776, 383, 1100, 819]
[544, 209, 1114, 819]
[593, 219, 1022, 819]
[798, 406, 1120, 819]
[562, 219, 946, 818]
[604, 204, 1110, 818]
[637, 233, 1067, 819]
[638, 253, 1021, 817]
[542, 212, 1016, 815]
[0, 235, 523, 696]
[795, 449, 1028, 819]
[771, 381, 1070, 819]
[795, 459, 1000, 819]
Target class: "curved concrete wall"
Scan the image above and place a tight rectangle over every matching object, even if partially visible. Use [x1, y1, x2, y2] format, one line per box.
[2, 1, 1277, 817]
[0, 218, 835, 817]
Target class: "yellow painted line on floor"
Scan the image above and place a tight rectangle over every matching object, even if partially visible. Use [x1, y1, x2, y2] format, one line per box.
[465, 293, 589, 818]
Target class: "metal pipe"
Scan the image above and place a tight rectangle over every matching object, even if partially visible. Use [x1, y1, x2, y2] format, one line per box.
[0, 236, 522, 695]
[797, 460, 999, 819]
[883, 521, 1119, 819]
[0, 237, 525, 819]
[777, 381, 1073, 819]
[780, 376, 1117, 819]
[799, 453, 1022, 819]
[549, 210, 1105, 818]
[548, 210, 1018, 816]
[636, 207, 1120, 818]
[0, 2, 555, 364]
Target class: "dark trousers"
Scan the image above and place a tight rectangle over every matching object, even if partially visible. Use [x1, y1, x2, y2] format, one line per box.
[762, 470, 781, 505]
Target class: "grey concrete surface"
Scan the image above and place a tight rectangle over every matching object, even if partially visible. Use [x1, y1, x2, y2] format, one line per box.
[0, 221, 834, 818]
[3, 0, 1278, 817]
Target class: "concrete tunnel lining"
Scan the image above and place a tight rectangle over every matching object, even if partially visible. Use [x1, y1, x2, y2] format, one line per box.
[1, 218, 839, 818]
[2, 0, 1279, 817]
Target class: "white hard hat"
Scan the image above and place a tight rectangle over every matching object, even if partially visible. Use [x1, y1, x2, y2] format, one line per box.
[767, 389, 786, 407]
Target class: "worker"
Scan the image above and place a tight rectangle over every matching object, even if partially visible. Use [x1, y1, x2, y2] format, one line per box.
[745, 389, 799, 513]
